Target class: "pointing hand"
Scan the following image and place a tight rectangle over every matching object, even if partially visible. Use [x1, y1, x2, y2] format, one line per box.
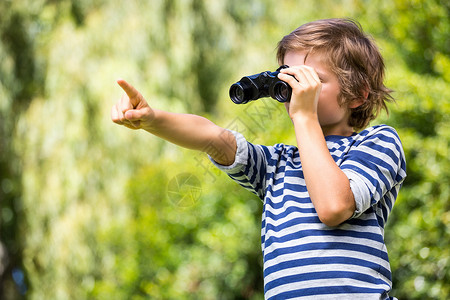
[111, 79, 155, 130]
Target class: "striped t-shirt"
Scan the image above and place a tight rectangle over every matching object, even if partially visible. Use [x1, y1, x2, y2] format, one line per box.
[210, 125, 407, 299]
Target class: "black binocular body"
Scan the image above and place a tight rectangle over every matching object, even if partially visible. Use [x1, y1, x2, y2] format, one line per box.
[229, 65, 292, 104]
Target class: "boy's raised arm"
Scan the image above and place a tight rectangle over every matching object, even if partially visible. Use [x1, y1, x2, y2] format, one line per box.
[111, 79, 237, 166]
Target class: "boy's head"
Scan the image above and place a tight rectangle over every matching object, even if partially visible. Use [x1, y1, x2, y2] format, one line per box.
[276, 18, 392, 130]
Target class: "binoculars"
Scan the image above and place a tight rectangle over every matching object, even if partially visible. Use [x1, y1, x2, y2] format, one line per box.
[229, 65, 292, 104]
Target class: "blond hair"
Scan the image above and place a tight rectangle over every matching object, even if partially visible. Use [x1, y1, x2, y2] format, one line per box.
[276, 18, 393, 130]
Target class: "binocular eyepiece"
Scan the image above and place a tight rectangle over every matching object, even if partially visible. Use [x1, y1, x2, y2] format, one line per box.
[229, 65, 292, 104]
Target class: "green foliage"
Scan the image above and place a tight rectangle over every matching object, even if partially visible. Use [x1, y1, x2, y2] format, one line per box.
[374, 0, 450, 75]
[380, 47, 450, 298]
[0, 0, 448, 299]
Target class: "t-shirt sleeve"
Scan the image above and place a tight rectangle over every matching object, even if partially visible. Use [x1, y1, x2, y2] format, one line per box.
[208, 130, 268, 200]
[341, 126, 407, 218]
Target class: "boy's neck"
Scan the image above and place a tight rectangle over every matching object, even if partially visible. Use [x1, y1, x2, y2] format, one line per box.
[321, 125, 355, 137]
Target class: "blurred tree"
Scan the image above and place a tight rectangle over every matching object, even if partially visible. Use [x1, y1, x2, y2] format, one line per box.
[362, 1, 450, 298]
[0, 1, 45, 298]
[370, 0, 450, 75]
[147, 0, 273, 113]
[380, 52, 450, 299]
[0, 0, 103, 298]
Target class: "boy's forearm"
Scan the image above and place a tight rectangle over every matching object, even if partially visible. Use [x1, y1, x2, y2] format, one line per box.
[143, 109, 210, 150]
[292, 116, 355, 226]
[111, 79, 236, 165]
[143, 109, 237, 165]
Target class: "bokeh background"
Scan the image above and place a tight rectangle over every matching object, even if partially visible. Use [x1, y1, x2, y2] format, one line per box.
[0, 0, 449, 299]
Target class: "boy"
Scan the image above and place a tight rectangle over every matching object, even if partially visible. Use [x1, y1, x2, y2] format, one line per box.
[111, 18, 406, 299]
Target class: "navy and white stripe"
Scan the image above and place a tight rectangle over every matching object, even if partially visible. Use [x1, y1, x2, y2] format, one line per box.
[210, 125, 406, 299]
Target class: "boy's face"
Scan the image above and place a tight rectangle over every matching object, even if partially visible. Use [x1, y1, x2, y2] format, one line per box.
[283, 50, 353, 136]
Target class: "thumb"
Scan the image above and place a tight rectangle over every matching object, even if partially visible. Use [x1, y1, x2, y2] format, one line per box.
[124, 109, 145, 121]
[124, 105, 153, 123]
[123, 110, 145, 129]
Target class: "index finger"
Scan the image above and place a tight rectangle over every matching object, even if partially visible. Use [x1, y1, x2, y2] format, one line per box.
[301, 65, 321, 84]
[117, 78, 139, 99]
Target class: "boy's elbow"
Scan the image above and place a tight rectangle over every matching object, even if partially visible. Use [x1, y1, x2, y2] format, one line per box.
[318, 213, 346, 227]
[317, 201, 355, 227]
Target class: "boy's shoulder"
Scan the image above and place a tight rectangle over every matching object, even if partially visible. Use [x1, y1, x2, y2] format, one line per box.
[354, 124, 401, 144]
[351, 125, 405, 162]
[358, 124, 397, 136]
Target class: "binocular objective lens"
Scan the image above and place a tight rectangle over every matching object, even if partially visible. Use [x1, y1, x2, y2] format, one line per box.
[234, 87, 244, 102]
[229, 84, 246, 104]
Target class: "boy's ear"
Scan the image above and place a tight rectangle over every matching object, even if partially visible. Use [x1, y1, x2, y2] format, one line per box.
[349, 98, 365, 109]
[349, 89, 369, 109]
